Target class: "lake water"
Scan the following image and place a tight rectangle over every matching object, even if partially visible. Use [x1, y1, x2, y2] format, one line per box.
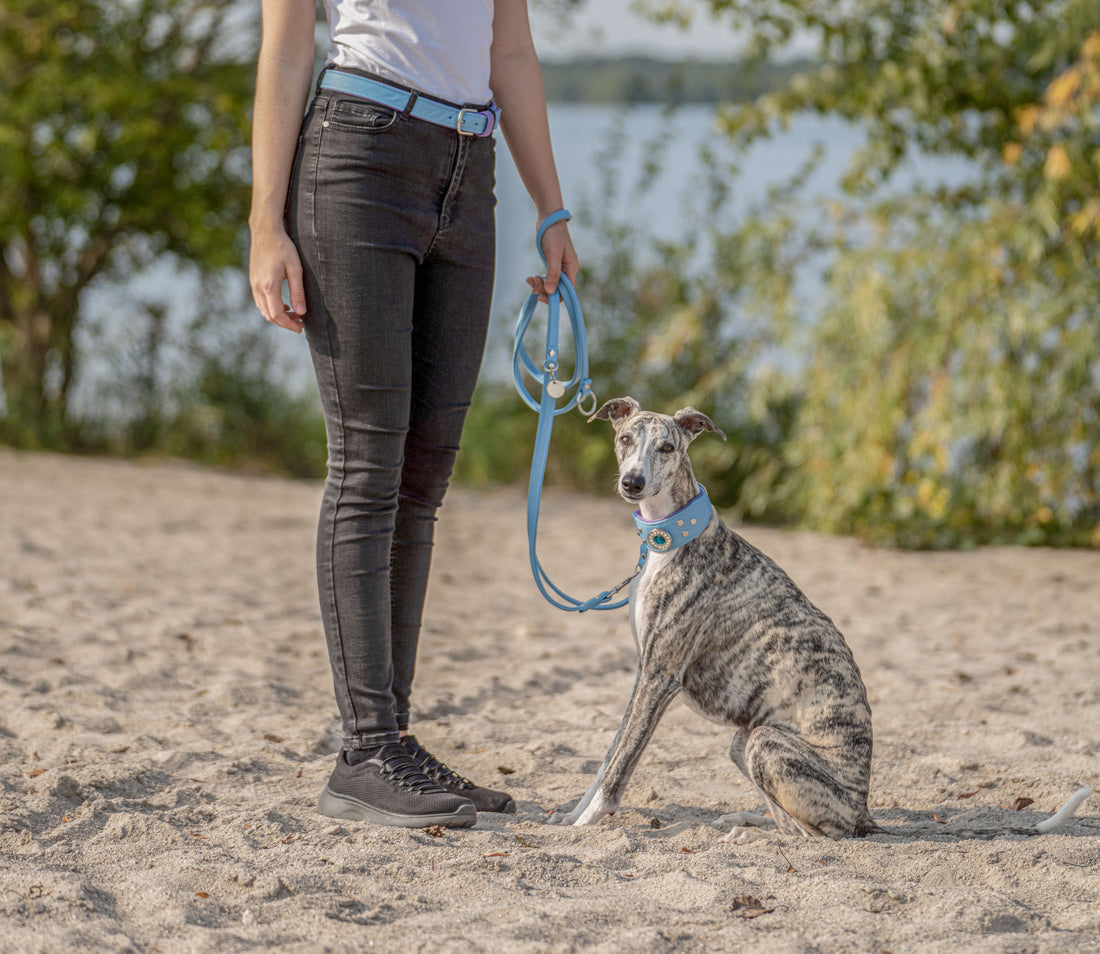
[75, 104, 972, 413]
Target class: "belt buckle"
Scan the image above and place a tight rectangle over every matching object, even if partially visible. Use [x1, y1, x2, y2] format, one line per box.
[455, 107, 477, 137]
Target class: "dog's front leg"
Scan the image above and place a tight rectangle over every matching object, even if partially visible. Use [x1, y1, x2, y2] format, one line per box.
[548, 670, 680, 826]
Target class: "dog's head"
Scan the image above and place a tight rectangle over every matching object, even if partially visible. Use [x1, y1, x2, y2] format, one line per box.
[588, 396, 726, 503]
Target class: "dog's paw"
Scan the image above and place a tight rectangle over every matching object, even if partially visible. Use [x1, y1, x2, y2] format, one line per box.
[717, 811, 774, 830]
[721, 826, 774, 845]
[573, 792, 616, 826]
[545, 790, 615, 826]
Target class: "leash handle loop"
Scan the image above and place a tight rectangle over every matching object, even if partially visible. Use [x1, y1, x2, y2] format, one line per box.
[535, 208, 573, 259]
[512, 210, 589, 417]
[513, 210, 639, 613]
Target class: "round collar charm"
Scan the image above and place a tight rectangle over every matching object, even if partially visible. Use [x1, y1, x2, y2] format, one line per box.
[646, 529, 672, 551]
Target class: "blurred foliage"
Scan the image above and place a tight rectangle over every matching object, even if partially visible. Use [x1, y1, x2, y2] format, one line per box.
[97, 292, 325, 477]
[698, 0, 1100, 546]
[0, 0, 254, 445]
[783, 205, 1100, 546]
[160, 349, 327, 479]
[479, 0, 1098, 547]
[66, 270, 328, 477]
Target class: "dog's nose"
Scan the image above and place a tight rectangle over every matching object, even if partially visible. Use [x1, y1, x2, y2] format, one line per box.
[621, 473, 645, 496]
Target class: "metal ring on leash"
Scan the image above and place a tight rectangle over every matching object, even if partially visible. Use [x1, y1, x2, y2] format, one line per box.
[576, 386, 598, 418]
[512, 210, 643, 613]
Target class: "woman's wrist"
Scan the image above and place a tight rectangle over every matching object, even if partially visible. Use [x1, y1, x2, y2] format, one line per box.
[248, 208, 289, 236]
[535, 203, 566, 221]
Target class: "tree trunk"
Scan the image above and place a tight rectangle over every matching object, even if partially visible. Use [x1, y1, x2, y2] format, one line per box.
[1, 314, 49, 438]
[0, 234, 107, 444]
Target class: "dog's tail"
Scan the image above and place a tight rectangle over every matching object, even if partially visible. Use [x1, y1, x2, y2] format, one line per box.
[1034, 785, 1094, 834]
[978, 784, 1096, 839]
[867, 786, 1094, 840]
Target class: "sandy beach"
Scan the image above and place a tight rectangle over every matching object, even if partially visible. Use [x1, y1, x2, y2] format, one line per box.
[1, 447, 1098, 953]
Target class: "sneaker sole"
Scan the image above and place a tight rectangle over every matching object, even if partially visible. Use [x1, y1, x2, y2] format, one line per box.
[317, 787, 477, 829]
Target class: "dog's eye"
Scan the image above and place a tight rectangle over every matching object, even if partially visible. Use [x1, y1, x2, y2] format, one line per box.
[659, 442, 675, 453]
[618, 434, 632, 445]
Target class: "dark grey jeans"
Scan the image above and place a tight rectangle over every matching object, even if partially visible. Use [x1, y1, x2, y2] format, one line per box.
[286, 81, 496, 750]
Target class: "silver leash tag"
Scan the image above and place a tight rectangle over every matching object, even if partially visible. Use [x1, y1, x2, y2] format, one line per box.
[546, 380, 566, 399]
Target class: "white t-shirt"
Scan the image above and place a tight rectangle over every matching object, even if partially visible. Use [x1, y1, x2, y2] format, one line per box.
[321, 0, 495, 106]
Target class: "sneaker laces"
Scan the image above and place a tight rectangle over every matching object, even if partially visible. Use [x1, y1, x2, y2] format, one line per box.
[370, 743, 446, 795]
[402, 736, 475, 791]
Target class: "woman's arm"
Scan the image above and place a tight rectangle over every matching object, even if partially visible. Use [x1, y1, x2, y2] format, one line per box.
[490, 0, 578, 299]
[248, 0, 316, 332]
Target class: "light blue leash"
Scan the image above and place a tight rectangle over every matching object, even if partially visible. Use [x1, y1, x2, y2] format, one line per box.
[513, 210, 646, 612]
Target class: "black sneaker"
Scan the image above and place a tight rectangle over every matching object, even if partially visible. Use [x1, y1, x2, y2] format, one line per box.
[401, 735, 517, 814]
[317, 743, 476, 828]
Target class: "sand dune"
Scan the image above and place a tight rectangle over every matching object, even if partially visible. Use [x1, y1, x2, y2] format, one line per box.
[1, 448, 1098, 953]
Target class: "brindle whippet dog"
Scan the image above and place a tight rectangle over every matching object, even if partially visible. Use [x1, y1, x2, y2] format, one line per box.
[547, 397, 1093, 840]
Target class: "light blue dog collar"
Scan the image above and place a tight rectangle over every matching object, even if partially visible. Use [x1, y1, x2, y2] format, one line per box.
[633, 486, 712, 553]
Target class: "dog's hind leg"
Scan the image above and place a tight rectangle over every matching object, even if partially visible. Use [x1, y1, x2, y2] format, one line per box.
[742, 725, 870, 839]
[718, 728, 777, 833]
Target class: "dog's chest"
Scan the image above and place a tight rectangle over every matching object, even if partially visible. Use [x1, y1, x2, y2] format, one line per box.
[628, 549, 677, 648]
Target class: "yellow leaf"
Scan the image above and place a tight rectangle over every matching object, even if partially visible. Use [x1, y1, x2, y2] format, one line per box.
[1017, 105, 1040, 136]
[1070, 199, 1100, 236]
[941, 5, 958, 36]
[1002, 142, 1022, 166]
[1044, 68, 1082, 112]
[1081, 31, 1100, 62]
[1044, 144, 1072, 180]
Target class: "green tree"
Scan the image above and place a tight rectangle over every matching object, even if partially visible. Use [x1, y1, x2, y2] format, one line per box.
[0, 0, 254, 444]
[643, 0, 1100, 545]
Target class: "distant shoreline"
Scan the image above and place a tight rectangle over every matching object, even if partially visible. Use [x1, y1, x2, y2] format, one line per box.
[539, 55, 813, 104]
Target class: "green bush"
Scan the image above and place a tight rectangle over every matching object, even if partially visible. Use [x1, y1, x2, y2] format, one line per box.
[162, 356, 327, 479]
[775, 208, 1100, 547]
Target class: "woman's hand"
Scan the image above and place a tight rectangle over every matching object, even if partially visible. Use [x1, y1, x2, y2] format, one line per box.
[526, 219, 579, 302]
[249, 225, 307, 333]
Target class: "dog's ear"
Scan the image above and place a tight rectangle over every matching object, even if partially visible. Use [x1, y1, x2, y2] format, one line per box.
[674, 407, 727, 442]
[588, 397, 641, 426]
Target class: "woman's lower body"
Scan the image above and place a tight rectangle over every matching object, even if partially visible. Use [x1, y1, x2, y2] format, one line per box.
[286, 77, 512, 826]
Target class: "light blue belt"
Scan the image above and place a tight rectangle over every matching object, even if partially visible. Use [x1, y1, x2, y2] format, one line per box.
[319, 69, 500, 138]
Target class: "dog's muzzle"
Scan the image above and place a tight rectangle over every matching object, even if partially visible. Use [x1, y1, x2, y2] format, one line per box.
[620, 473, 645, 498]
